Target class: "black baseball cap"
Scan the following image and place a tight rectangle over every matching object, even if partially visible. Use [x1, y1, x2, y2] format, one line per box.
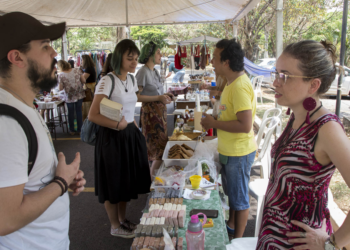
[0, 12, 66, 60]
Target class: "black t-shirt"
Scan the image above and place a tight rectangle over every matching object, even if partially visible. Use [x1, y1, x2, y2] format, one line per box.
[84, 67, 96, 83]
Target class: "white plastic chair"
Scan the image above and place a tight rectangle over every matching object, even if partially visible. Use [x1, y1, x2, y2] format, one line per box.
[249, 116, 279, 238]
[252, 76, 264, 105]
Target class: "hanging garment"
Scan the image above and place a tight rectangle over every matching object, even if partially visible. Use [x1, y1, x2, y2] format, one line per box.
[180, 46, 187, 67]
[195, 45, 201, 58]
[194, 57, 200, 70]
[174, 45, 183, 70]
[200, 45, 206, 70]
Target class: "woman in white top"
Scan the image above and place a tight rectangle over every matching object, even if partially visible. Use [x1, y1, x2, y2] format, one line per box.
[89, 39, 151, 239]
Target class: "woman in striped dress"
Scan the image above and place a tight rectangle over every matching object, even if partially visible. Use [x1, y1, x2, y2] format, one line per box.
[256, 40, 350, 249]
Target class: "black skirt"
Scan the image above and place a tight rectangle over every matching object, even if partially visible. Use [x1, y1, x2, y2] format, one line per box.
[94, 123, 151, 204]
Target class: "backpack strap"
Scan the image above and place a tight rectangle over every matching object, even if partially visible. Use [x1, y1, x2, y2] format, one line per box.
[128, 74, 135, 87]
[107, 74, 115, 99]
[0, 104, 38, 176]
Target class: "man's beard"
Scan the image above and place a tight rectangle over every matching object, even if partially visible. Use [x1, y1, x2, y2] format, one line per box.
[27, 58, 58, 92]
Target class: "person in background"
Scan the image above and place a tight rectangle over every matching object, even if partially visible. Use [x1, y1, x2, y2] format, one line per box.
[89, 39, 151, 238]
[57, 60, 86, 135]
[166, 61, 186, 84]
[136, 42, 173, 178]
[0, 12, 85, 250]
[201, 39, 257, 239]
[81, 54, 96, 121]
[68, 56, 75, 68]
[100, 53, 113, 78]
[256, 40, 350, 250]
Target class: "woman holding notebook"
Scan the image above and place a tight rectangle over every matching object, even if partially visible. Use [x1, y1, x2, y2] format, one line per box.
[88, 39, 151, 239]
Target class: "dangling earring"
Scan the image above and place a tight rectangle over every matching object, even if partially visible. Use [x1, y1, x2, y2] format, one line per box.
[286, 108, 290, 115]
[303, 97, 316, 124]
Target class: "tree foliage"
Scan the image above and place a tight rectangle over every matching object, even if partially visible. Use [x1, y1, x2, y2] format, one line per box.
[130, 26, 168, 48]
[238, 0, 343, 62]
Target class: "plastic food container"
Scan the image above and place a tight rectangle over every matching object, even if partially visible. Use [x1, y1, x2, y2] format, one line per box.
[162, 141, 197, 166]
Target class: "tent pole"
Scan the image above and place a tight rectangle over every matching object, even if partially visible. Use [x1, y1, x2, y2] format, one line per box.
[126, 0, 130, 39]
[62, 29, 68, 61]
[335, 0, 348, 117]
[275, 0, 283, 136]
[233, 21, 238, 39]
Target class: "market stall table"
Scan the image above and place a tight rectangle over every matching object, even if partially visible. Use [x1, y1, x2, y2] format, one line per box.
[179, 189, 229, 250]
[175, 99, 211, 109]
[173, 108, 213, 126]
[37, 99, 68, 138]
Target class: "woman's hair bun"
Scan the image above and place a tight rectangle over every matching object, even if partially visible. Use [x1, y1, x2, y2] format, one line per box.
[320, 40, 337, 63]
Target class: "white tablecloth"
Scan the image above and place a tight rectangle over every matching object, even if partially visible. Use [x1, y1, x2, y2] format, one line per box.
[37, 100, 64, 110]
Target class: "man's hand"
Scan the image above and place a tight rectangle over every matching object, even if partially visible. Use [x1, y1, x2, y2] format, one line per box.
[55, 152, 80, 186]
[69, 170, 86, 196]
[201, 113, 215, 131]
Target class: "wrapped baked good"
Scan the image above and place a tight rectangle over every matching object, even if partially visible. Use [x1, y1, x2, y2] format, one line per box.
[177, 237, 183, 250]
[140, 217, 146, 225]
[178, 210, 185, 228]
[135, 224, 143, 237]
[172, 210, 179, 227]
[143, 236, 151, 248]
[170, 198, 175, 204]
[137, 237, 145, 249]
[131, 237, 139, 250]
[145, 226, 153, 237]
[141, 226, 148, 237]
[159, 237, 165, 250]
[165, 198, 171, 203]
[178, 198, 183, 205]
[172, 237, 177, 248]
[174, 225, 179, 238]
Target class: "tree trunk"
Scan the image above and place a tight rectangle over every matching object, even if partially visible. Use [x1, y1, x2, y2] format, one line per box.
[116, 27, 127, 44]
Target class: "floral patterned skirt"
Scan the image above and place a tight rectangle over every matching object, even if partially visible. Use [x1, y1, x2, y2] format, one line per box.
[140, 101, 168, 161]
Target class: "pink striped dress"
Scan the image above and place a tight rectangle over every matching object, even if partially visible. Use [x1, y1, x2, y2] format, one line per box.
[256, 113, 343, 249]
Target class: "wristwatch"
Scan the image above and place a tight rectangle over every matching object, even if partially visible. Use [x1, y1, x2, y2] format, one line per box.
[325, 239, 336, 250]
[325, 236, 339, 250]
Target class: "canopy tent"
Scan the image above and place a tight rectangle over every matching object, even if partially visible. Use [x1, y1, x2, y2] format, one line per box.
[243, 57, 273, 78]
[178, 35, 220, 45]
[0, 0, 261, 27]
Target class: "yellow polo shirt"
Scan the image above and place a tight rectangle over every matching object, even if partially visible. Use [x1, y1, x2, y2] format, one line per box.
[217, 74, 256, 156]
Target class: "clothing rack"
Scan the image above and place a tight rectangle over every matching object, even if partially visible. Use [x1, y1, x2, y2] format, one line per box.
[74, 49, 112, 56]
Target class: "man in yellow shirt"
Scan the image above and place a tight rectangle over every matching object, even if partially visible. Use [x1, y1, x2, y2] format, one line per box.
[201, 39, 256, 239]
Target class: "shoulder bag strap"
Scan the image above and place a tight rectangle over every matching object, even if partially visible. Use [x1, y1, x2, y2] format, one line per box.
[128, 74, 135, 87]
[0, 104, 38, 175]
[107, 74, 115, 99]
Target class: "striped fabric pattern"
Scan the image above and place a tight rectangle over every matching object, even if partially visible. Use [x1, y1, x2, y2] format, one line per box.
[256, 113, 343, 249]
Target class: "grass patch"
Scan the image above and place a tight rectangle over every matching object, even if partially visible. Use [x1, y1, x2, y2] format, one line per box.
[330, 169, 350, 214]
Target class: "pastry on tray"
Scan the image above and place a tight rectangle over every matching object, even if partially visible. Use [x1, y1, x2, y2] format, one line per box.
[168, 144, 194, 159]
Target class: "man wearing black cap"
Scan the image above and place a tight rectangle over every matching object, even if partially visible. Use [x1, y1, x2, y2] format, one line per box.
[0, 12, 86, 249]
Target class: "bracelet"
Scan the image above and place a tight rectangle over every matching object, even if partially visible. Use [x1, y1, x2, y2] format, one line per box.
[54, 176, 68, 194]
[51, 180, 65, 196]
[116, 122, 119, 130]
[331, 233, 340, 249]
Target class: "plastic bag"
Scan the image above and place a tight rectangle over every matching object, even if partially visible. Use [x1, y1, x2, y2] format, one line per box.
[163, 227, 175, 250]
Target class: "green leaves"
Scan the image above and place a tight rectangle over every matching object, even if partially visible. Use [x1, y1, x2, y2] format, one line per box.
[130, 26, 168, 48]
